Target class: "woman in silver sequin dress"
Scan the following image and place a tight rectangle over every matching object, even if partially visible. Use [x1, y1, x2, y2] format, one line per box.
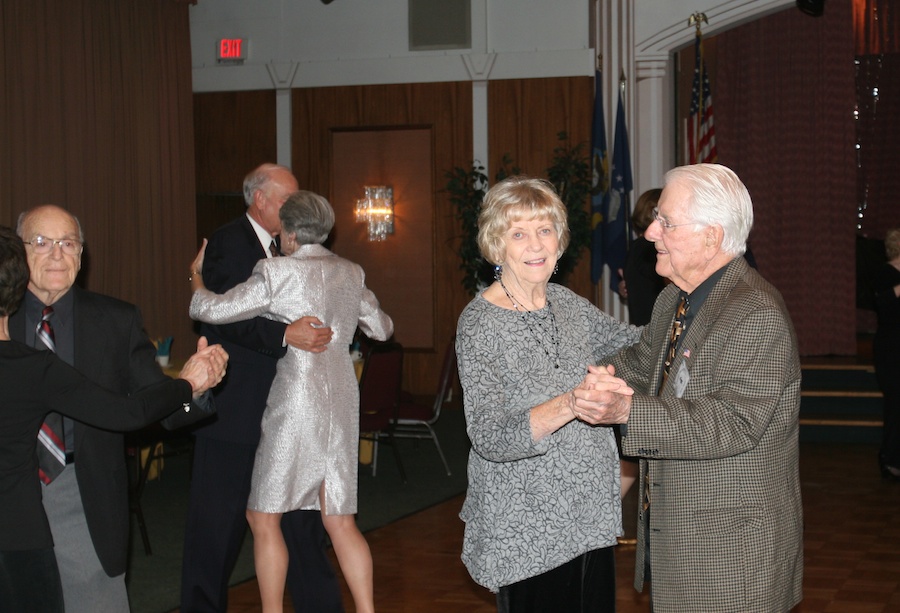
[189, 191, 392, 613]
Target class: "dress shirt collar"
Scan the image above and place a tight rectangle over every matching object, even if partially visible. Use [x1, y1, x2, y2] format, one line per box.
[246, 212, 278, 258]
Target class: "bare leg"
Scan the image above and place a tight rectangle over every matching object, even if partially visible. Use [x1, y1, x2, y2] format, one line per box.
[620, 458, 639, 498]
[247, 509, 287, 613]
[320, 482, 374, 613]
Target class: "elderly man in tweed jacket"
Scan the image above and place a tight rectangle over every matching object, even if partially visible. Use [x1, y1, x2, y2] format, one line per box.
[574, 163, 803, 613]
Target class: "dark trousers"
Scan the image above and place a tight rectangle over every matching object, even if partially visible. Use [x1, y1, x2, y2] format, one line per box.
[0, 548, 65, 613]
[496, 546, 616, 613]
[180, 436, 343, 613]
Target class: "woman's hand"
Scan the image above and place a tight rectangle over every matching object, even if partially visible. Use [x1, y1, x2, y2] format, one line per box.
[571, 364, 634, 425]
[178, 335, 228, 396]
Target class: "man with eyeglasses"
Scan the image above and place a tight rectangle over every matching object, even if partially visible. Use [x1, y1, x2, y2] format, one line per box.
[10, 204, 213, 612]
[572, 164, 803, 612]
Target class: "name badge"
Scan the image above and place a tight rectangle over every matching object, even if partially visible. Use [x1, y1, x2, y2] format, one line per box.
[673, 361, 690, 398]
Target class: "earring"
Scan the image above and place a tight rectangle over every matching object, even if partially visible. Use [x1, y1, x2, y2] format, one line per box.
[553, 263, 559, 276]
[494, 265, 502, 282]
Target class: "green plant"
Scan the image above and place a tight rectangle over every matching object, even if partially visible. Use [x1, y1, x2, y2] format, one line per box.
[545, 131, 591, 284]
[446, 156, 519, 295]
[447, 135, 592, 295]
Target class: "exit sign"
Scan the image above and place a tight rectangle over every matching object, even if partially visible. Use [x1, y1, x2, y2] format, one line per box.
[216, 38, 247, 65]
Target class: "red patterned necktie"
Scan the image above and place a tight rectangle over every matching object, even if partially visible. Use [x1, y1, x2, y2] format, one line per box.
[269, 239, 280, 258]
[36, 306, 67, 484]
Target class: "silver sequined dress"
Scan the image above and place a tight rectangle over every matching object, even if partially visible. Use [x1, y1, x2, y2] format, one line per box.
[189, 244, 393, 514]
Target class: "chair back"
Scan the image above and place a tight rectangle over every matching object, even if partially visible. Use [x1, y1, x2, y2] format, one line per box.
[358, 342, 404, 432]
[431, 337, 457, 421]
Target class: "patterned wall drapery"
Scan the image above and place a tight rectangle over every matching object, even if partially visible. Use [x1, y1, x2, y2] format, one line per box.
[715, 1, 857, 355]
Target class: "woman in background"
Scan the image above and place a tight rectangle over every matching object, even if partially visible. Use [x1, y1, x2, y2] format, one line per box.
[620, 188, 666, 326]
[456, 177, 640, 612]
[189, 191, 392, 613]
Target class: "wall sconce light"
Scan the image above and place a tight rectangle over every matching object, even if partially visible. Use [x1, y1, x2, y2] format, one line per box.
[355, 185, 394, 241]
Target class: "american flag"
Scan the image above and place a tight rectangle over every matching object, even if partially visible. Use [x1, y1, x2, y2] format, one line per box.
[687, 30, 717, 164]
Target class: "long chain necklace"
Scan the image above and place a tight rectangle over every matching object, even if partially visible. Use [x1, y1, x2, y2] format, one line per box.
[498, 277, 560, 369]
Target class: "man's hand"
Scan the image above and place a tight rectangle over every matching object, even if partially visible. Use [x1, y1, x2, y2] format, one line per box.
[572, 364, 634, 425]
[285, 316, 333, 353]
[179, 336, 229, 395]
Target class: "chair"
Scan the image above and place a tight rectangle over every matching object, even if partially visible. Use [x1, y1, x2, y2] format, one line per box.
[391, 337, 456, 476]
[358, 342, 406, 482]
[125, 426, 193, 555]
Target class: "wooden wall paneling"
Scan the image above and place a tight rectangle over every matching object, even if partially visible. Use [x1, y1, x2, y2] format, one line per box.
[193, 90, 277, 193]
[331, 128, 435, 350]
[293, 82, 472, 394]
[193, 89, 277, 244]
[488, 77, 595, 303]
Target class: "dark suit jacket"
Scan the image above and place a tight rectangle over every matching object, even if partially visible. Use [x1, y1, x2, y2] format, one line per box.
[9, 285, 202, 576]
[0, 341, 192, 553]
[194, 214, 288, 445]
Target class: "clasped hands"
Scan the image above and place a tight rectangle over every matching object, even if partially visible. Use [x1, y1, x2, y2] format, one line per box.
[571, 364, 634, 425]
[178, 336, 229, 397]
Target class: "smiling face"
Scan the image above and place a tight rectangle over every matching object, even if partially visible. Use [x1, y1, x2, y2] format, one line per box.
[500, 215, 559, 290]
[19, 205, 83, 305]
[644, 180, 721, 293]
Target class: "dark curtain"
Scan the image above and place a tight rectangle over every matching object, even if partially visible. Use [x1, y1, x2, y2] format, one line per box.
[0, 0, 197, 359]
[715, 0, 857, 355]
[854, 0, 900, 237]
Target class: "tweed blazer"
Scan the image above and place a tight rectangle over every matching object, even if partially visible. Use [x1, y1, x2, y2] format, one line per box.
[612, 257, 804, 613]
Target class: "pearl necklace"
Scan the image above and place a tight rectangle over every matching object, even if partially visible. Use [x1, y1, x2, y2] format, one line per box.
[498, 278, 560, 369]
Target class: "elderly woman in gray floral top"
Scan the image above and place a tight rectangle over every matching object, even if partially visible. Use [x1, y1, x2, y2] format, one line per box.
[456, 176, 641, 612]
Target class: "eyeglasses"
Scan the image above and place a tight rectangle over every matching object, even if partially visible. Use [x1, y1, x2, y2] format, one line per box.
[652, 207, 696, 231]
[23, 235, 84, 256]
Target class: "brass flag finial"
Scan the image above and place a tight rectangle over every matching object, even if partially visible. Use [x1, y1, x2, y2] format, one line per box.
[688, 12, 709, 34]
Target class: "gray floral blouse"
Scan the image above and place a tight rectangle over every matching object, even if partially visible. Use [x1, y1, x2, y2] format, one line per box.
[456, 283, 640, 592]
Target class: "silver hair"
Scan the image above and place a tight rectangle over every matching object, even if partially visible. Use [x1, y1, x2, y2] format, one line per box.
[242, 163, 292, 207]
[664, 163, 753, 256]
[280, 190, 335, 245]
[16, 206, 85, 243]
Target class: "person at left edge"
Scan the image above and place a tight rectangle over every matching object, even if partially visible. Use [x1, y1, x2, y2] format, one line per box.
[0, 224, 228, 613]
[10, 204, 218, 613]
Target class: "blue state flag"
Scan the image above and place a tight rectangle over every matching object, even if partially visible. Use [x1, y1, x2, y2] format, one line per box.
[601, 91, 633, 291]
[590, 71, 609, 284]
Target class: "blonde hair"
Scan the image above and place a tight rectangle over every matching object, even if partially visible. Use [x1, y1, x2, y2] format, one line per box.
[476, 176, 570, 265]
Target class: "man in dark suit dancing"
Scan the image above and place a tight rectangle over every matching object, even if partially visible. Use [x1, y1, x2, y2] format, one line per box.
[180, 163, 344, 612]
[11, 204, 214, 612]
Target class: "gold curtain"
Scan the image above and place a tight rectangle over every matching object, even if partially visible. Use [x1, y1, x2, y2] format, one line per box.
[853, 0, 900, 54]
[0, 0, 197, 359]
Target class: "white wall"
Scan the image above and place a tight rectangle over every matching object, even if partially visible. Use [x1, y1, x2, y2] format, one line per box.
[190, 0, 794, 186]
[190, 0, 593, 91]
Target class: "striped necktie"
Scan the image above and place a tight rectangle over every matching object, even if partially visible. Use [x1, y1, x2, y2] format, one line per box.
[658, 295, 689, 394]
[36, 306, 67, 484]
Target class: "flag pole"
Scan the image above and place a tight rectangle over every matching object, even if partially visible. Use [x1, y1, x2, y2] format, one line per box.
[595, 53, 603, 308]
